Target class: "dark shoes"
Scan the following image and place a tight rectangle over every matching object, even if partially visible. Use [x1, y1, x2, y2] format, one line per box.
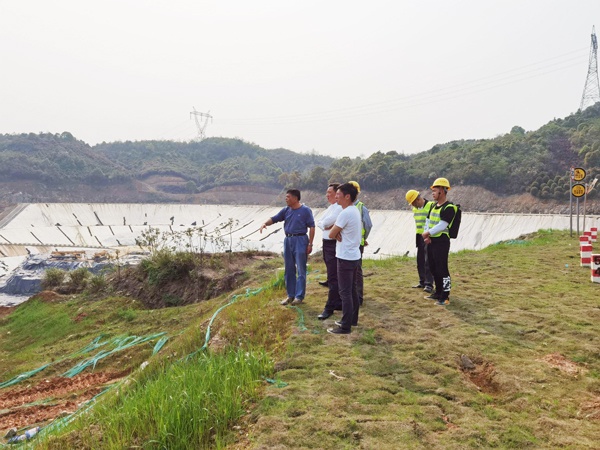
[424, 294, 440, 300]
[335, 320, 358, 327]
[317, 311, 333, 320]
[435, 299, 450, 306]
[318, 280, 329, 287]
[412, 284, 424, 288]
[327, 326, 351, 335]
[423, 285, 433, 293]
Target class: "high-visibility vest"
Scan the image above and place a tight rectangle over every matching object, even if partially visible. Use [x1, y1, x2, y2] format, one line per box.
[413, 201, 434, 234]
[356, 201, 366, 246]
[427, 202, 457, 238]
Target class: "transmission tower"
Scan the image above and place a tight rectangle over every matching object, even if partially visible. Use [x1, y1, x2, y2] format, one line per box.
[190, 107, 213, 141]
[580, 26, 600, 111]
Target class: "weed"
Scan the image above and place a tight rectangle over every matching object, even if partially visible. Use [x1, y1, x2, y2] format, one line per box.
[162, 293, 182, 307]
[56, 349, 273, 449]
[357, 328, 377, 345]
[115, 308, 137, 322]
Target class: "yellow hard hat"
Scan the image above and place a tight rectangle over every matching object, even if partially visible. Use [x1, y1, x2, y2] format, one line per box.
[405, 189, 419, 205]
[348, 180, 361, 193]
[431, 177, 451, 190]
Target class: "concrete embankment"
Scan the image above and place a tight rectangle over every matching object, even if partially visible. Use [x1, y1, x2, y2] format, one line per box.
[0, 203, 596, 259]
[0, 203, 597, 306]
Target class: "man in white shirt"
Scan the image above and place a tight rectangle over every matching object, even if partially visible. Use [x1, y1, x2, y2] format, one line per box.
[316, 183, 342, 320]
[327, 182, 362, 335]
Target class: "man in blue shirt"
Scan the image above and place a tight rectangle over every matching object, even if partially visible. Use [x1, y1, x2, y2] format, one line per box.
[260, 189, 315, 305]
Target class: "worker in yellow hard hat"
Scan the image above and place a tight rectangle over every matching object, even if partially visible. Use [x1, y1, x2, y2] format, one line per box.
[347, 181, 372, 306]
[422, 177, 456, 306]
[405, 189, 434, 293]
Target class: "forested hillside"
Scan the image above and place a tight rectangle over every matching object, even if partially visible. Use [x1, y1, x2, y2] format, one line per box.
[295, 103, 600, 199]
[1, 103, 599, 203]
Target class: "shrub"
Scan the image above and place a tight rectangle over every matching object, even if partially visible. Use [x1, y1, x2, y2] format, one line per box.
[68, 267, 91, 290]
[140, 249, 196, 285]
[41, 268, 66, 289]
[87, 274, 108, 293]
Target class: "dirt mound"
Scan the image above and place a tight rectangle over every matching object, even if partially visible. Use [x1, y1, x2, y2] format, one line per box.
[111, 251, 276, 309]
[31, 291, 63, 303]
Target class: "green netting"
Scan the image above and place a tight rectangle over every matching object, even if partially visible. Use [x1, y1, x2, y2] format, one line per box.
[0, 364, 51, 389]
[289, 305, 308, 332]
[264, 377, 288, 388]
[62, 333, 167, 378]
[152, 336, 169, 355]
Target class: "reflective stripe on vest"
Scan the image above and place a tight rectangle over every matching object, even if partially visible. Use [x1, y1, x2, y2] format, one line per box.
[413, 201, 434, 234]
[356, 201, 366, 246]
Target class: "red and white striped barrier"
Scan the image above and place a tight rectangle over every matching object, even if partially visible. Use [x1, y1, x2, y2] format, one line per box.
[591, 254, 600, 283]
[580, 236, 592, 267]
[591, 227, 598, 242]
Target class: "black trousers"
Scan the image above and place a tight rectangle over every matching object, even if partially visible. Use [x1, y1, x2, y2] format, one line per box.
[416, 234, 433, 287]
[356, 244, 364, 305]
[322, 239, 342, 313]
[337, 257, 360, 331]
[426, 235, 451, 300]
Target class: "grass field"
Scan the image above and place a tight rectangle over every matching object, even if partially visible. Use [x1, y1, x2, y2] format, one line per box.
[1, 229, 599, 449]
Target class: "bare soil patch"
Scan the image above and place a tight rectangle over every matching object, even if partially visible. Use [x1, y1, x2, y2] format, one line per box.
[539, 353, 585, 376]
[0, 371, 128, 431]
[0, 306, 13, 319]
[460, 356, 502, 395]
[579, 397, 600, 420]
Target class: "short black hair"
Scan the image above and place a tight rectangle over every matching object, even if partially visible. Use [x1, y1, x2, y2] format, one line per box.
[287, 189, 301, 201]
[336, 183, 358, 202]
[328, 182, 340, 191]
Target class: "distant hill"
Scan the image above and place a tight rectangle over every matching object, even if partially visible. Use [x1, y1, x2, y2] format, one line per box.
[1, 103, 599, 208]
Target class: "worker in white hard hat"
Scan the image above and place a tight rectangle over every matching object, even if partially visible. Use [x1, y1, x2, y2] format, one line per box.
[405, 189, 434, 294]
[422, 177, 456, 306]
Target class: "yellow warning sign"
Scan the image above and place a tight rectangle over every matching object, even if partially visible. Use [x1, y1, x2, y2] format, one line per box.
[573, 168, 586, 181]
[572, 183, 586, 197]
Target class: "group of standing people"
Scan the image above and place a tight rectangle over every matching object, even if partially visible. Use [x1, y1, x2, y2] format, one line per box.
[260, 181, 371, 335]
[406, 177, 457, 306]
[260, 176, 455, 336]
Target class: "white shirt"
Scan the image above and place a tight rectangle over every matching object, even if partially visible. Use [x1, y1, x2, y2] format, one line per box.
[334, 205, 362, 261]
[317, 203, 342, 240]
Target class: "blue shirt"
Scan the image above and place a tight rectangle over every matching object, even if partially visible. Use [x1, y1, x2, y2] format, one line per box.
[271, 204, 315, 235]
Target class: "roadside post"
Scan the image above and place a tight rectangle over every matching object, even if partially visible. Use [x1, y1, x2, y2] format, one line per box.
[571, 167, 586, 237]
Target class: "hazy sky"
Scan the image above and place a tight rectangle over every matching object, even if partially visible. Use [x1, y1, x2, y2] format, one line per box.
[1, 1, 600, 158]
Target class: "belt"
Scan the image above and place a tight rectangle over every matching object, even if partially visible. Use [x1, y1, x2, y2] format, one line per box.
[285, 233, 306, 237]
